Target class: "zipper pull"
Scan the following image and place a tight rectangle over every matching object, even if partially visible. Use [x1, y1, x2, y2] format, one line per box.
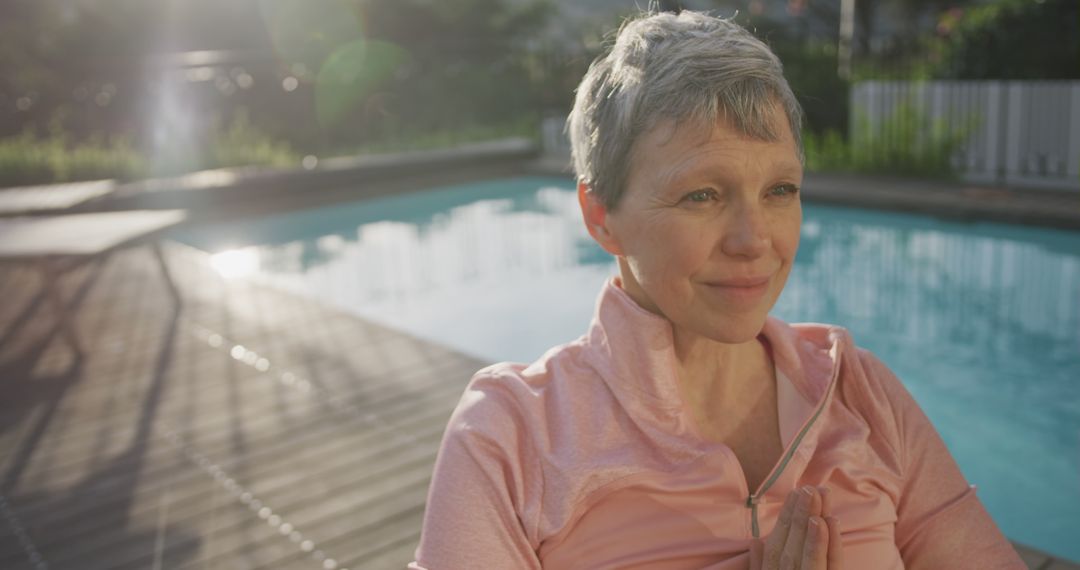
[746, 493, 763, 538]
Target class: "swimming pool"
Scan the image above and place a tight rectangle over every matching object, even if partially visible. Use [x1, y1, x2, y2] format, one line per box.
[175, 175, 1080, 561]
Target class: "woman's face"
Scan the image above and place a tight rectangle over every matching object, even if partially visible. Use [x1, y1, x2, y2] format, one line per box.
[589, 104, 803, 344]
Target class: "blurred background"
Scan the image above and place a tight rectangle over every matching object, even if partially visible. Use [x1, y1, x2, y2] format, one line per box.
[1, 1, 1078, 569]
[2, 0, 1076, 187]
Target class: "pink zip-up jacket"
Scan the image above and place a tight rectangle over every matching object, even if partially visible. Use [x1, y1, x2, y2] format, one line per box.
[410, 279, 1023, 569]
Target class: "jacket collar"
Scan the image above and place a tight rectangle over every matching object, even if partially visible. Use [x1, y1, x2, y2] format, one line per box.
[584, 277, 842, 443]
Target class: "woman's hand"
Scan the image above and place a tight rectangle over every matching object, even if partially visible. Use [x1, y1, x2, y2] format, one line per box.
[750, 486, 844, 569]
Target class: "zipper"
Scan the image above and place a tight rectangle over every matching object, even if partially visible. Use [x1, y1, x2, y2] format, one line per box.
[746, 373, 838, 538]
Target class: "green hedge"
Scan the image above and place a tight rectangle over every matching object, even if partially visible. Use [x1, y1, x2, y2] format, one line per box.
[0, 133, 146, 186]
[805, 101, 974, 179]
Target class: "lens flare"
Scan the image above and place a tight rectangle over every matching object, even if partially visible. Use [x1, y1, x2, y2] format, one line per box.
[210, 248, 260, 279]
[315, 39, 409, 128]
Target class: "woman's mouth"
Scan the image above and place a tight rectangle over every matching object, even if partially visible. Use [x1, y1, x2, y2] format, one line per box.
[701, 276, 771, 303]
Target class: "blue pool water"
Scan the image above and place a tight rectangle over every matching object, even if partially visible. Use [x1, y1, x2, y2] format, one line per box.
[175, 176, 1080, 561]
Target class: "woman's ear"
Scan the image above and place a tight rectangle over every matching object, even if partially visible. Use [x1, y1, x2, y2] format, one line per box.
[577, 181, 623, 256]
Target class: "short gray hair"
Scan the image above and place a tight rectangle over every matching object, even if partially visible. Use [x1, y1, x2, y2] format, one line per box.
[567, 10, 804, 210]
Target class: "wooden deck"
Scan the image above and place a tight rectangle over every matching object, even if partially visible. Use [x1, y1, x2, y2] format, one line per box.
[0, 241, 1075, 569]
[0, 243, 485, 569]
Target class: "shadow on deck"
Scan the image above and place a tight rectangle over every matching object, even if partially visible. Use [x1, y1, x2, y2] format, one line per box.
[0, 243, 486, 569]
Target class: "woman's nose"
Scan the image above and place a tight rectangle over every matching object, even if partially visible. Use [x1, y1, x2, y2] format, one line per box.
[720, 204, 770, 258]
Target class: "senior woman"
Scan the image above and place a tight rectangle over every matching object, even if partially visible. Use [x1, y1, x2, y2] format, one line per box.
[410, 10, 1023, 570]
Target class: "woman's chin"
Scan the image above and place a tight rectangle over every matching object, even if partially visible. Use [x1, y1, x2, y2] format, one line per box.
[704, 321, 768, 345]
[666, 309, 769, 346]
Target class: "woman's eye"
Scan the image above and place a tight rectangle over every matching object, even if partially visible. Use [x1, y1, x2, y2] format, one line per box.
[769, 184, 800, 198]
[684, 189, 716, 203]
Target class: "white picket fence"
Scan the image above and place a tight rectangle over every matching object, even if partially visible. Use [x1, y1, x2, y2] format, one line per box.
[852, 81, 1080, 191]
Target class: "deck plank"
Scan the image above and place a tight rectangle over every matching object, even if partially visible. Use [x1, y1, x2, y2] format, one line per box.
[0, 245, 481, 570]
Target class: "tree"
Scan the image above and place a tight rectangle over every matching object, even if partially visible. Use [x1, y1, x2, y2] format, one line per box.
[931, 0, 1079, 79]
[321, 0, 555, 139]
[0, 0, 555, 146]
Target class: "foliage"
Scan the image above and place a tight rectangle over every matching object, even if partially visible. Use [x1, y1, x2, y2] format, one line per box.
[802, 130, 849, 173]
[804, 101, 975, 179]
[731, 13, 851, 135]
[304, 0, 555, 144]
[775, 40, 851, 137]
[0, 110, 300, 186]
[0, 114, 536, 187]
[0, 0, 555, 180]
[929, 0, 1079, 79]
[207, 111, 298, 171]
[0, 133, 146, 187]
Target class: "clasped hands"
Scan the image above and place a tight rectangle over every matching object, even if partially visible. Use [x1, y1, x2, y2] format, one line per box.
[750, 486, 844, 570]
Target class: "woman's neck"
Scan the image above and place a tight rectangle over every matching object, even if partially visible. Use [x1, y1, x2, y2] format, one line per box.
[672, 327, 773, 412]
[609, 269, 775, 407]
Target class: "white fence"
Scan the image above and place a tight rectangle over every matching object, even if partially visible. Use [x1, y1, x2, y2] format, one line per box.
[852, 81, 1080, 191]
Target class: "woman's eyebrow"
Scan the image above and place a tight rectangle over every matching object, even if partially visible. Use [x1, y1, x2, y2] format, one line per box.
[772, 162, 804, 178]
[663, 159, 804, 188]
[653, 159, 705, 189]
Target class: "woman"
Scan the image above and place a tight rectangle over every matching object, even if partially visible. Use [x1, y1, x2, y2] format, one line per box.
[410, 11, 1024, 570]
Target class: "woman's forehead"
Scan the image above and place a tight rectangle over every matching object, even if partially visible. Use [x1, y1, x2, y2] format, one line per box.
[649, 103, 794, 147]
[632, 114, 801, 181]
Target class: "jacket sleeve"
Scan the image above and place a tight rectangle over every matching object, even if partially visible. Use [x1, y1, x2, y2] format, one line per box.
[409, 374, 543, 570]
[859, 350, 1025, 570]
